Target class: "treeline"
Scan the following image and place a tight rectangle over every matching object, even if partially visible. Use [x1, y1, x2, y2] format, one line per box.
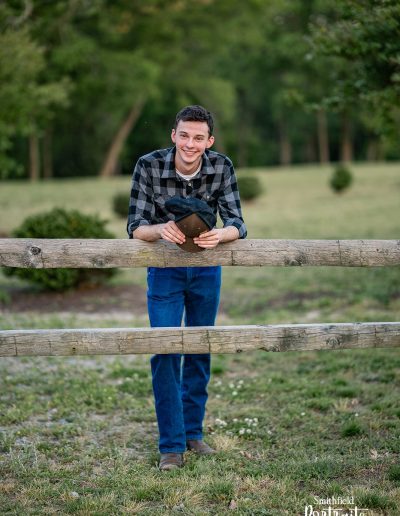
[1, 0, 399, 180]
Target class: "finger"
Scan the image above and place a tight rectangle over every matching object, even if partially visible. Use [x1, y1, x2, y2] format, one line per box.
[167, 222, 186, 240]
[194, 234, 218, 242]
[196, 241, 218, 248]
[194, 236, 219, 244]
[165, 233, 185, 244]
[196, 231, 218, 240]
[164, 234, 184, 244]
[162, 227, 185, 244]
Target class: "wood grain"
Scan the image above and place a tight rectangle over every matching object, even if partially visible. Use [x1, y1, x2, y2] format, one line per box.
[1, 322, 399, 356]
[1, 238, 399, 268]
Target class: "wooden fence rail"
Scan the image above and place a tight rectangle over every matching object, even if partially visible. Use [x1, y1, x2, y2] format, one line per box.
[1, 238, 400, 268]
[1, 239, 399, 357]
[1, 323, 399, 357]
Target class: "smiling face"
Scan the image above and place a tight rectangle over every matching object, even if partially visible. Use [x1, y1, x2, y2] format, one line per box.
[171, 120, 215, 174]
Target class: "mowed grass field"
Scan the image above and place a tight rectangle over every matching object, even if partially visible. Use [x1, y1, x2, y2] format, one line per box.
[0, 162, 400, 515]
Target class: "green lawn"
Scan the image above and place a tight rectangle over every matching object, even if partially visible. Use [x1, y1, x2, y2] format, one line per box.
[0, 163, 399, 514]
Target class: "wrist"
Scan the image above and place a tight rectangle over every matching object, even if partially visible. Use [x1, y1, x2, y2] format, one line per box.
[156, 223, 165, 239]
[220, 226, 239, 243]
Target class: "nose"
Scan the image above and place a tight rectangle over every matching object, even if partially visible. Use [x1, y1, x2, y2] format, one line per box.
[185, 138, 195, 148]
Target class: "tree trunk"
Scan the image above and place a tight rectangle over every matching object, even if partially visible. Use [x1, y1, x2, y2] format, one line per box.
[366, 138, 385, 161]
[43, 128, 53, 179]
[279, 118, 292, 166]
[304, 136, 317, 163]
[29, 134, 40, 181]
[317, 108, 330, 164]
[236, 88, 251, 167]
[212, 120, 226, 155]
[236, 125, 248, 168]
[99, 98, 146, 178]
[340, 111, 353, 162]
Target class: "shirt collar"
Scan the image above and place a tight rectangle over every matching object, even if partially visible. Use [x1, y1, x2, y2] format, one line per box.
[161, 147, 216, 179]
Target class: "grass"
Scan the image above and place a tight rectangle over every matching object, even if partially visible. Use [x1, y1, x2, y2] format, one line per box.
[0, 162, 400, 514]
[1, 350, 399, 514]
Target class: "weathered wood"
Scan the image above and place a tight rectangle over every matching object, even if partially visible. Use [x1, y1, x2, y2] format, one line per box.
[1, 238, 399, 268]
[1, 322, 399, 357]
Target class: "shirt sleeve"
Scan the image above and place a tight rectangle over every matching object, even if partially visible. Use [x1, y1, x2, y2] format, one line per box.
[126, 158, 154, 238]
[218, 160, 247, 239]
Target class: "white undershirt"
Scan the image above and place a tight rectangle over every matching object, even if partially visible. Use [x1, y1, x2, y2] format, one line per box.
[175, 162, 201, 181]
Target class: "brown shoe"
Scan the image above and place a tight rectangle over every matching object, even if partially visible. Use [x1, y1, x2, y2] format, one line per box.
[186, 439, 216, 455]
[159, 453, 184, 471]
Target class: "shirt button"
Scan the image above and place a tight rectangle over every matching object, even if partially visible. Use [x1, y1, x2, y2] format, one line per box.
[188, 182, 192, 186]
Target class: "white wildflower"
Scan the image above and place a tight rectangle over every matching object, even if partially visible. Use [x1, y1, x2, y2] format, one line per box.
[215, 418, 227, 427]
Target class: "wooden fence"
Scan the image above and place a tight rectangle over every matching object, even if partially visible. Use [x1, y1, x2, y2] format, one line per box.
[1, 238, 399, 357]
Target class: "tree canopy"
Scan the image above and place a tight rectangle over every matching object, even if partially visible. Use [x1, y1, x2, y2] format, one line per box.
[0, 0, 399, 180]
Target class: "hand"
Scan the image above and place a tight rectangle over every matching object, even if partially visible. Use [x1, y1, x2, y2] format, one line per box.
[193, 228, 223, 249]
[160, 221, 186, 244]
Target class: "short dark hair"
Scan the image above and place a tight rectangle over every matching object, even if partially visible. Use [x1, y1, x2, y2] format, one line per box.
[174, 105, 214, 136]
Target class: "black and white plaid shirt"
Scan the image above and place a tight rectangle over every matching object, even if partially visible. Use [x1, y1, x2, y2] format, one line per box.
[127, 146, 247, 239]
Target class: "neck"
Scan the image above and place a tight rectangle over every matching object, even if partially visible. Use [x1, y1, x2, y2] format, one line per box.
[175, 154, 202, 175]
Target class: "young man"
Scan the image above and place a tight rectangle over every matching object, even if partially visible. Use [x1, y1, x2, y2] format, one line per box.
[127, 105, 247, 471]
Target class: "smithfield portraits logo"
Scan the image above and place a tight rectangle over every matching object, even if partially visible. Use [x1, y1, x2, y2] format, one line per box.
[304, 496, 369, 516]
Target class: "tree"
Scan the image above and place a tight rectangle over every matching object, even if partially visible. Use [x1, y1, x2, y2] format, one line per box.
[309, 0, 400, 137]
[0, 26, 69, 179]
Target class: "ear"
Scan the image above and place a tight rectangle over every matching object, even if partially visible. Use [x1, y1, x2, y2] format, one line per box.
[171, 129, 176, 144]
[206, 135, 215, 149]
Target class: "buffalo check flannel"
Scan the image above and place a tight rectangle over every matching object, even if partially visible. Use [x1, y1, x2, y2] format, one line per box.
[127, 146, 247, 239]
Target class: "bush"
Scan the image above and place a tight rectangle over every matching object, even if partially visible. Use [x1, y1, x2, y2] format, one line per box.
[330, 164, 353, 193]
[4, 208, 116, 291]
[113, 192, 130, 218]
[237, 175, 264, 201]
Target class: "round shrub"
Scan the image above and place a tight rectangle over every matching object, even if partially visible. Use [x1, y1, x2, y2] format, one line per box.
[237, 175, 264, 201]
[4, 208, 116, 291]
[330, 164, 353, 193]
[113, 192, 130, 218]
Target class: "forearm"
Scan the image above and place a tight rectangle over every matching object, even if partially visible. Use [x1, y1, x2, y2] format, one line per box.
[132, 221, 186, 244]
[133, 223, 239, 246]
[219, 226, 240, 243]
[132, 224, 163, 242]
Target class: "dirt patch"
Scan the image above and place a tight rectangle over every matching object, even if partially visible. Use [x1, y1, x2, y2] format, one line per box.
[0, 283, 148, 314]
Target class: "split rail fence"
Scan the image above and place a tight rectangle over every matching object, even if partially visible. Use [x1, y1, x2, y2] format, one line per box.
[0, 238, 399, 357]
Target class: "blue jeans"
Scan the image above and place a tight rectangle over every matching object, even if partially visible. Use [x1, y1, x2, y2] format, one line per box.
[147, 266, 222, 453]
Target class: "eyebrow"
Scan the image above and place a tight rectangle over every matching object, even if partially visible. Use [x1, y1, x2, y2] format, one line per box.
[178, 131, 206, 138]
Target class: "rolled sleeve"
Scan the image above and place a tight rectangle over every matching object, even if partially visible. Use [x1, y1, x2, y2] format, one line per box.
[218, 162, 247, 239]
[126, 159, 154, 238]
